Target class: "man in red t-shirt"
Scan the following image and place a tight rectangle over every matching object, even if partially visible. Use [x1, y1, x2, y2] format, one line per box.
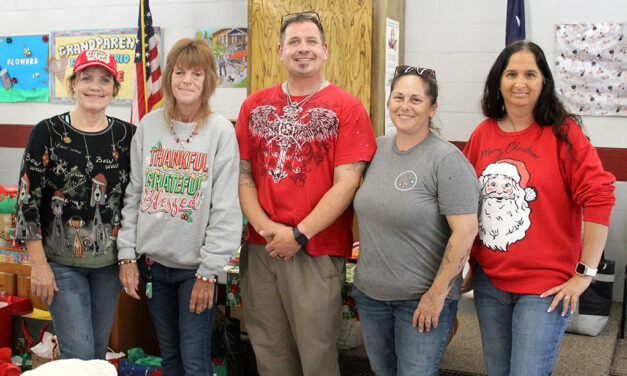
[235, 11, 376, 376]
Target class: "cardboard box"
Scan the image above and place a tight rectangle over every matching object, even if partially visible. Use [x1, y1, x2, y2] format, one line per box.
[17, 274, 47, 311]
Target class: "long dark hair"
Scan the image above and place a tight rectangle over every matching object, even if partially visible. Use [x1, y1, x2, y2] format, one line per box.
[481, 40, 583, 150]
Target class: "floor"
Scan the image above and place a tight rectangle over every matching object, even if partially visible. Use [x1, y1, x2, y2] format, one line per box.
[232, 301, 627, 376]
[612, 336, 627, 376]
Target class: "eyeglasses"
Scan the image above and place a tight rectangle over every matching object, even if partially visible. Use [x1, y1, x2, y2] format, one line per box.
[394, 65, 436, 80]
[281, 11, 320, 26]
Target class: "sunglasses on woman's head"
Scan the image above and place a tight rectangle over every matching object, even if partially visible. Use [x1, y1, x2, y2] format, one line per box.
[394, 66, 436, 80]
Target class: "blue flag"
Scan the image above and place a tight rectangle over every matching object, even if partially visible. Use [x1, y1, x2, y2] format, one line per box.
[506, 0, 526, 46]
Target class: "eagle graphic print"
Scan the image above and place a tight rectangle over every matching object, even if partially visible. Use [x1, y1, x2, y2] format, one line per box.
[249, 104, 338, 184]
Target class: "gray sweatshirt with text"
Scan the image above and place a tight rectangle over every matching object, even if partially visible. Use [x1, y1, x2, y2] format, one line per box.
[117, 109, 242, 278]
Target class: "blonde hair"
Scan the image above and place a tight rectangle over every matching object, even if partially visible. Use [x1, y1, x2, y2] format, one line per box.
[162, 38, 218, 129]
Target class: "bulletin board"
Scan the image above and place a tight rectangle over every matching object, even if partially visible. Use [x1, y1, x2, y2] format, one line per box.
[49, 28, 161, 105]
[0, 35, 49, 102]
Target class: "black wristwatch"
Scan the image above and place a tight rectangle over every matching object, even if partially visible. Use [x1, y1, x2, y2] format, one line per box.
[292, 226, 309, 246]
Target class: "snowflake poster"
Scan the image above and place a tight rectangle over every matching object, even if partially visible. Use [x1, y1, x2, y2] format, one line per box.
[0, 35, 49, 102]
[555, 23, 626, 116]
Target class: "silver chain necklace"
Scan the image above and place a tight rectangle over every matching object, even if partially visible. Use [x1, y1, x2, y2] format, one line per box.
[283, 78, 325, 120]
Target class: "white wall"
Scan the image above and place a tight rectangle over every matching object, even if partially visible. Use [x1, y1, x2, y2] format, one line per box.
[1, 0, 626, 299]
[405, 0, 627, 300]
[0, 0, 247, 184]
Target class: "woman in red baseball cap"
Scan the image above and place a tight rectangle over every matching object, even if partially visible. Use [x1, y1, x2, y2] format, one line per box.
[15, 49, 135, 360]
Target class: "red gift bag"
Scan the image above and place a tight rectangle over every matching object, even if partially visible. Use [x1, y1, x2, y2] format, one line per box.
[0, 296, 31, 348]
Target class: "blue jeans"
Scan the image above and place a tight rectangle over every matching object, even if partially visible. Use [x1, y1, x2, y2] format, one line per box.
[352, 286, 457, 376]
[139, 258, 215, 376]
[474, 266, 570, 376]
[47, 262, 121, 360]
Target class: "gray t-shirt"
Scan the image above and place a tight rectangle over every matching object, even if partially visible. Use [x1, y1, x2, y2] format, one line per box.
[353, 133, 479, 301]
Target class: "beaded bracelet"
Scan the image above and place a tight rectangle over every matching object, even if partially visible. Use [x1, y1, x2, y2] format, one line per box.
[118, 259, 137, 265]
[195, 273, 217, 283]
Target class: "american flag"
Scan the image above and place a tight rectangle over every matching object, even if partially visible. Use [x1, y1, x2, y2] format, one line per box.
[131, 0, 162, 124]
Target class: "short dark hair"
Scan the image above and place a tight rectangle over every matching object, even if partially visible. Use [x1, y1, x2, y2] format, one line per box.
[280, 14, 325, 45]
[388, 70, 439, 132]
[481, 40, 582, 150]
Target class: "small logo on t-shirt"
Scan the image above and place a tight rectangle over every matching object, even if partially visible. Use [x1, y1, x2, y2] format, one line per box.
[394, 171, 417, 191]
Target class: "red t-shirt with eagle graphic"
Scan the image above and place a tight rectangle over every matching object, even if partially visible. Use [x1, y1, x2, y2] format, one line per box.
[236, 83, 376, 257]
[463, 118, 615, 294]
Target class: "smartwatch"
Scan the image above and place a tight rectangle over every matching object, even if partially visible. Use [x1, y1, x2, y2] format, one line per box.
[575, 262, 597, 277]
[292, 226, 309, 246]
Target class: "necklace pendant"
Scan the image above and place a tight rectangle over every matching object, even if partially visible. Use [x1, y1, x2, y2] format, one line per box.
[63, 134, 71, 143]
[86, 159, 94, 174]
[284, 104, 301, 120]
[112, 146, 119, 161]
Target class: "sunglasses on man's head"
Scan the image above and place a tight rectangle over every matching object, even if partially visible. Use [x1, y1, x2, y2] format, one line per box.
[281, 11, 320, 26]
[394, 66, 436, 80]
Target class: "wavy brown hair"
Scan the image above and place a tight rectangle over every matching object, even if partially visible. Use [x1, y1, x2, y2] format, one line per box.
[162, 38, 218, 128]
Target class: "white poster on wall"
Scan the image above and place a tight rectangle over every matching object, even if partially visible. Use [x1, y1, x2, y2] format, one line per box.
[385, 18, 400, 135]
[555, 23, 626, 117]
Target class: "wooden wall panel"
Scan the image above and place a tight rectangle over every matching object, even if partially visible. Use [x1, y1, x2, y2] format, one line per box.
[371, 0, 405, 136]
[248, 0, 372, 110]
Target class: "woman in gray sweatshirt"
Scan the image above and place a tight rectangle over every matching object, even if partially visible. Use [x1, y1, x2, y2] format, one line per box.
[117, 38, 242, 375]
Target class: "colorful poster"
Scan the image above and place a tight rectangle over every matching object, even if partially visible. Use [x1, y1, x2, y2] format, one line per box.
[49, 28, 161, 105]
[0, 35, 49, 102]
[194, 28, 248, 88]
[555, 23, 626, 116]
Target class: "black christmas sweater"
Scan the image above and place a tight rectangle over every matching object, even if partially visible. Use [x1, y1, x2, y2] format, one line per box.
[16, 113, 135, 268]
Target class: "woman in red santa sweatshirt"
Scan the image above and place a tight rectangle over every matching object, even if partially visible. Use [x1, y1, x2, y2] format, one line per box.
[463, 40, 615, 376]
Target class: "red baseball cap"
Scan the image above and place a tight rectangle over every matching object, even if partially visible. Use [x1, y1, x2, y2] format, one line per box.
[73, 49, 123, 81]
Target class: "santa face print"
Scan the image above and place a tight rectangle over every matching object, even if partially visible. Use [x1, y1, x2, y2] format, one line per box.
[478, 160, 537, 252]
[484, 174, 515, 200]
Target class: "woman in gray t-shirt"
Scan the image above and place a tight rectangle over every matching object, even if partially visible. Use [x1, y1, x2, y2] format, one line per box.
[353, 66, 479, 376]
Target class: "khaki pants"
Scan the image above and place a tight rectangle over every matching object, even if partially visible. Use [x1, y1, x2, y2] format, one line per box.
[240, 243, 346, 376]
